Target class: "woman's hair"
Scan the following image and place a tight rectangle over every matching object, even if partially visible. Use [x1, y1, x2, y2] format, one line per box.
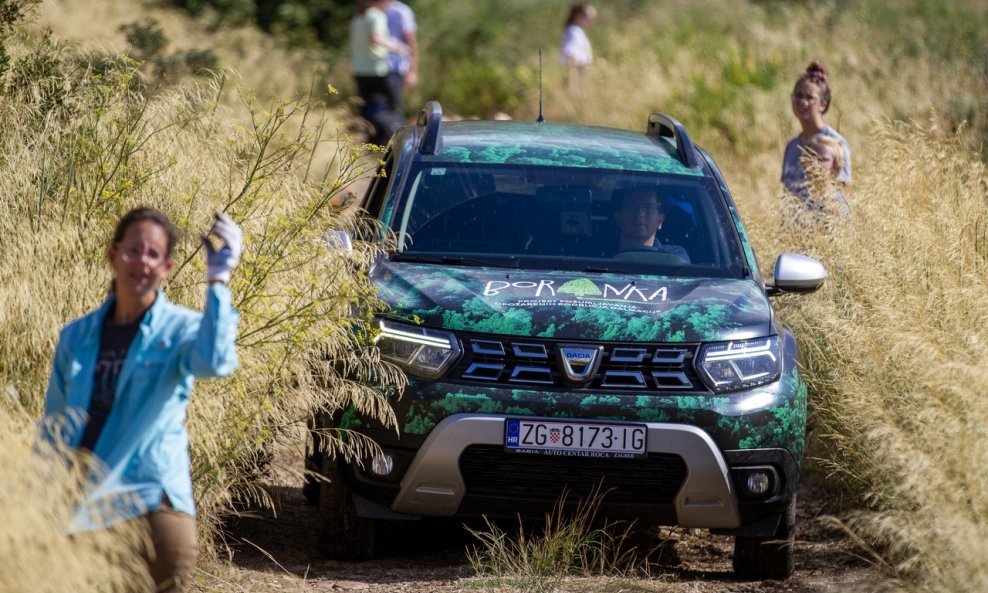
[112, 207, 178, 258]
[809, 134, 844, 176]
[793, 60, 832, 114]
[565, 4, 594, 27]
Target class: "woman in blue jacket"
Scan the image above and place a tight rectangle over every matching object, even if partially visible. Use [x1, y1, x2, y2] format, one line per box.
[42, 207, 242, 593]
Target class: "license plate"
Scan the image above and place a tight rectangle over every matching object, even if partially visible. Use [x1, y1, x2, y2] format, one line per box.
[504, 419, 647, 459]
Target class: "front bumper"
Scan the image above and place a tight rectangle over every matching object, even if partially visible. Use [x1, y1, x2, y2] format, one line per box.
[345, 413, 798, 530]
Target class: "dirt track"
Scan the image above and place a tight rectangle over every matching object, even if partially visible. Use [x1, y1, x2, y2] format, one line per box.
[212, 452, 886, 593]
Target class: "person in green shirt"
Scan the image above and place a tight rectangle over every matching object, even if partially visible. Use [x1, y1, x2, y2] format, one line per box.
[351, 0, 408, 145]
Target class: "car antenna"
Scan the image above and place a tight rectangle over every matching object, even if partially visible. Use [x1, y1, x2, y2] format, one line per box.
[536, 48, 545, 123]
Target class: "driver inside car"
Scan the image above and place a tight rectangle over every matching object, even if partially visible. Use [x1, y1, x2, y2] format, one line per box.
[612, 186, 691, 263]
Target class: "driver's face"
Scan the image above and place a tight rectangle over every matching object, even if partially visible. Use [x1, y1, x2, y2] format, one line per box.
[615, 191, 664, 246]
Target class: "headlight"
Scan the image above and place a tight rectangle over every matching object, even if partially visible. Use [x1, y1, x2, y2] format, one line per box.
[696, 336, 781, 393]
[373, 319, 461, 379]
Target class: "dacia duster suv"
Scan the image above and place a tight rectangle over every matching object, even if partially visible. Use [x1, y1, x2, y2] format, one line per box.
[310, 102, 826, 579]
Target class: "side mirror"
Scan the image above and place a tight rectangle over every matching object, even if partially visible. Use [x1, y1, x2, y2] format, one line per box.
[766, 253, 826, 296]
[322, 230, 354, 252]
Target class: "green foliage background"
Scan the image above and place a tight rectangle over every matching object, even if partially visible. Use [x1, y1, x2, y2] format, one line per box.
[157, 0, 987, 155]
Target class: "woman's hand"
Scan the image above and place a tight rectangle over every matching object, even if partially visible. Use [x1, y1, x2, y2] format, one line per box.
[202, 212, 243, 284]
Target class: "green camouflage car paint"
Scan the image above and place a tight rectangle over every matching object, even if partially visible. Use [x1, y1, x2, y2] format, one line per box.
[399, 378, 805, 460]
[347, 332, 807, 463]
[362, 260, 807, 461]
[418, 121, 705, 176]
[373, 262, 772, 342]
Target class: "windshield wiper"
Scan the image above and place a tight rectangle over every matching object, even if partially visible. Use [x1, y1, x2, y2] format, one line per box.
[391, 253, 519, 269]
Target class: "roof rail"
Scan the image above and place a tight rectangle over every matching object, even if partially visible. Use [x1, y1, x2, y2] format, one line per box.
[646, 113, 702, 169]
[417, 101, 443, 155]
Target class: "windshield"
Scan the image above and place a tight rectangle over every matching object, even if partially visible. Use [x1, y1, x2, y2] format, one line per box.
[389, 163, 747, 277]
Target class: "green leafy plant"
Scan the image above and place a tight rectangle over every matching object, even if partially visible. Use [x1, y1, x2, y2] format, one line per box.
[120, 19, 168, 63]
[116, 18, 220, 85]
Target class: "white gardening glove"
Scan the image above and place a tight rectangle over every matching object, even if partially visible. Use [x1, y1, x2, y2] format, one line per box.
[202, 211, 243, 284]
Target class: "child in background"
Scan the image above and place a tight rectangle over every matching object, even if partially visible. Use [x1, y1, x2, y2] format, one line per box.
[807, 134, 844, 179]
[804, 133, 850, 217]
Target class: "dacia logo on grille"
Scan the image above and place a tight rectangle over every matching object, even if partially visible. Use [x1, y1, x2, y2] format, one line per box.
[557, 345, 603, 383]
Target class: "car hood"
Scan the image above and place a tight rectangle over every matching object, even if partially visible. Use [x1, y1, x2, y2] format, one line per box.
[372, 261, 773, 342]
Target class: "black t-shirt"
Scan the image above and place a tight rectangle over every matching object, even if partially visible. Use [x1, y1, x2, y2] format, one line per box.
[78, 308, 145, 452]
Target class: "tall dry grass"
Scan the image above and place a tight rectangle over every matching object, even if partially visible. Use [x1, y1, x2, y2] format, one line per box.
[466, 487, 656, 593]
[32, 0, 357, 176]
[0, 409, 151, 591]
[0, 10, 403, 591]
[771, 122, 988, 591]
[36, 0, 325, 103]
[491, 0, 986, 222]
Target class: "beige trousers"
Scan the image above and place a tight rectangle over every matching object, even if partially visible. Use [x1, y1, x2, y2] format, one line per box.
[143, 497, 198, 593]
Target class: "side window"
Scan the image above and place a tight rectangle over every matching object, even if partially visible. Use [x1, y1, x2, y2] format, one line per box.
[361, 151, 395, 220]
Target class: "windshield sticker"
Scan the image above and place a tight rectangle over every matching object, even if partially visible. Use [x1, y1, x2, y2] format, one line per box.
[431, 167, 446, 175]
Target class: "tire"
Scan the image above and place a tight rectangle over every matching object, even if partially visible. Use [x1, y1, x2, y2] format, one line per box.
[623, 521, 657, 554]
[317, 452, 379, 560]
[732, 495, 796, 580]
[302, 416, 323, 506]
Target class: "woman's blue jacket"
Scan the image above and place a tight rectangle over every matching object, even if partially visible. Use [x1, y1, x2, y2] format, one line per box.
[42, 284, 238, 528]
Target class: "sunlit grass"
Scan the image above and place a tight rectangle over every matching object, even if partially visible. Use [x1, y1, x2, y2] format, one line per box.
[465, 487, 658, 593]
[772, 122, 988, 592]
[0, 410, 150, 592]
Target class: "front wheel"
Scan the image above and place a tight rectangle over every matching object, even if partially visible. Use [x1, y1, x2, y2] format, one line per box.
[302, 415, 324, 506]
[732, 495, 796, 580]
[317, 453, 379, 561]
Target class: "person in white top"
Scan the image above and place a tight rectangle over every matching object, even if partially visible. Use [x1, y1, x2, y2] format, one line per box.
[350, 0, 408, 145]
[560, 4, 596, 84]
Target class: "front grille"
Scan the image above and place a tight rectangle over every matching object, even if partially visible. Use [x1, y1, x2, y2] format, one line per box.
[451, 333, 705, 392]
[459, 445, 687, 504]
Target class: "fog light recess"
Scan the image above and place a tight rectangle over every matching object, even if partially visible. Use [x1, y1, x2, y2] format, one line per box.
[746, 471, 771, 495]
[371, 452, 394, 476]
[732, 465, 780, 498]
